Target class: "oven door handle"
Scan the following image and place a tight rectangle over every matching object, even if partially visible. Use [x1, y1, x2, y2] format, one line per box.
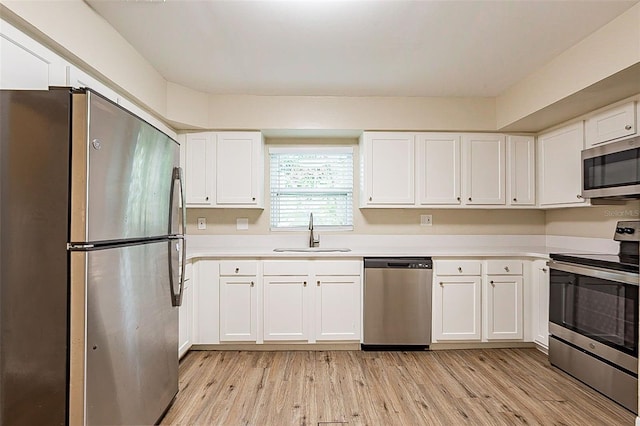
[547, 260, 639, 286]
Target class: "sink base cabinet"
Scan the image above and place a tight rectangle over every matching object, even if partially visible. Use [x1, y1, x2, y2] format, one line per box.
[263, 276, 310, 341]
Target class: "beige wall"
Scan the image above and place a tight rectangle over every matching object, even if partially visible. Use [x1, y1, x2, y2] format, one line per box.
[546, 201, 640, 239]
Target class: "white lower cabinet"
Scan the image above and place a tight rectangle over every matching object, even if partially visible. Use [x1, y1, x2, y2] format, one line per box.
[263, 276, 309, 341]
[433, 259, 524, 343]
[314, 261, 361, 341]
[485, 275, 523, 340]
[193, 260, 220, 344]
[219, 261, 258, 342]
[532, 259, 550, 349]
[433, 275, 482, 341]
[178, 262, 193, 358]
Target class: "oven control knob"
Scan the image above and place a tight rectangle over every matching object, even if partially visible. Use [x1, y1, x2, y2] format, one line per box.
[623, 227, 635, 234]
[616, 227, 626, 234]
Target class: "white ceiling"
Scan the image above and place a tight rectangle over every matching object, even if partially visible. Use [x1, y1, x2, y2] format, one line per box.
[86, 0, 638, 98]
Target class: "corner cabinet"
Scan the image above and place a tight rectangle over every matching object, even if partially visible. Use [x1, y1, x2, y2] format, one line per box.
[360, 132, 415, 206]
[538, 122, 588, 207]
[531, 259, 550, 350]
[183, 131, 264, 208]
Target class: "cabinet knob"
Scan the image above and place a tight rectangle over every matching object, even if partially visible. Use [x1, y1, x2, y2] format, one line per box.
[458, 267, 462, 273]
[205, 196, 209, 201]
[576, 194, 583, 199]
[235, 267, 239, 273]
[250, 281, 254, 287]
[625, 124, 632, 130]
[369, 196, 372, 202]
[457, 197, 461, 202]
[490, 280, 495, 286]
[542, 268, 547, 273]
[317, 280, 321, 286]
[303, 281, 307, 287]
[513, 198, 517, 202]
[468, 197, 472, 201]
[504, 266, 510, 272]
[252, 197, 256, 201]
[439, 282, 444, 286]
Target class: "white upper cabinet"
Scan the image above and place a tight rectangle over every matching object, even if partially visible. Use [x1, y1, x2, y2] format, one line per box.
[216, 132, 263, 207]
[360, 132, 415, 206]
[462, 134, 506, 205]
[183, 131, 263, 208]
[0, 19, 67, 89]
[184, 132, 216, 206]
[585, 101, 637, 147]
[416, 133, 461, 205]
[507, 135, 535, 206]
[538, 122, 587, 207]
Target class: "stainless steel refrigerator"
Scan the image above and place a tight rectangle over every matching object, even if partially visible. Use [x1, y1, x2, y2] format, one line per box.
[0, 88, 186, 425]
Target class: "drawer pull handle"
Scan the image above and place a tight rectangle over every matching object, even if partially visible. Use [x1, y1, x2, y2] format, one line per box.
[235, 267, 239, 273]
[303, 281, 307, 287]
[439, 282, 444, 286]
[504, 266, 510, 272]
[458, 267, 462, 273]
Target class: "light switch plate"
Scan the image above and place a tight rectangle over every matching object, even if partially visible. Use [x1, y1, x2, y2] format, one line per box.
[237, 218, 249, 230]
[420, 214, 432, 226]
[197, 217, 206, 230]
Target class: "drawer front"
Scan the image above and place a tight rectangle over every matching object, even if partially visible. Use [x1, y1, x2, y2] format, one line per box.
[436, 260, 482, 276]
[263, 260, 310, 276]
[219, 260, 258, 276]
[486, 260, 523, 275]
[314, 260, 361, 276]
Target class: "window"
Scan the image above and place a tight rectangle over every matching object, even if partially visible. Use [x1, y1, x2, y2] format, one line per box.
[269, 146, 354, 230]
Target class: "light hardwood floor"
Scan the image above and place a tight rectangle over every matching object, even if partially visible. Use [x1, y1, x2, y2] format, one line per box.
[161, 349, 635, 425]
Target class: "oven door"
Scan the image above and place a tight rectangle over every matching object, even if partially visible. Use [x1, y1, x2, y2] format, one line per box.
[581, 136, 640, 199]
[549, 261, 638, 364]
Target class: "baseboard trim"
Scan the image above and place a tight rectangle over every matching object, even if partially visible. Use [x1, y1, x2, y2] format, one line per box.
[190, 342, 361, 351]
[430, 342, 537, 350]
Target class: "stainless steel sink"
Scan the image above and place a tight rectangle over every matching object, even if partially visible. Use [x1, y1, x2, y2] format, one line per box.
[273, 247, 351, 253]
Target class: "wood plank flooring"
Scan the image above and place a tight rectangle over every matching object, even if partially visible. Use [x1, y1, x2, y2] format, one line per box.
[161, 349, 635, 425]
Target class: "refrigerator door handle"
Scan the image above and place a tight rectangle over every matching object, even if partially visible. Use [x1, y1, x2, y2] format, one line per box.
[169, 167, 186, 236]
[168, 167, 186, 307]
[168, 239, 185, 307]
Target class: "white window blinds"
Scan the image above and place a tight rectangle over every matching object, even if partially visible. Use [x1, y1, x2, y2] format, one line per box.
[269, 147, 354, 230]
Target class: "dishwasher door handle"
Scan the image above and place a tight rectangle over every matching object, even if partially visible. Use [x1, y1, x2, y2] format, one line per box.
[387, 262, 411, 268]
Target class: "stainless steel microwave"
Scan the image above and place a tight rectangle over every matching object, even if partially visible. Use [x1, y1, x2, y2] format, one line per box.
[582, 136, 640, 200]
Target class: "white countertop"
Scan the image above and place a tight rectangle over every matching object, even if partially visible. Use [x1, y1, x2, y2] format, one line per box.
[185, 234, 618, 260]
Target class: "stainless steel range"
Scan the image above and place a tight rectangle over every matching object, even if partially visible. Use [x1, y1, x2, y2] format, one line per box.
[548, 220, 639, 413]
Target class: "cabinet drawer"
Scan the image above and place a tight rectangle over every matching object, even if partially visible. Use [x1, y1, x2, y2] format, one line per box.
[263, 260, 309, 276]
[436, 260, 481, 276]
[486, 260, 523, 275]
[314, 261, 361, 276]
[219, 260, 258, 276]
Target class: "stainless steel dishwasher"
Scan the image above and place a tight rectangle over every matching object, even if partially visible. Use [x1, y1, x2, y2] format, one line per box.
[362, 257, 432, 350]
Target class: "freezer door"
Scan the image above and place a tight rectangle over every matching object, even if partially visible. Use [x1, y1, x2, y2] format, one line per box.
[69, 240, 178, 425]
[70, 91, 180, 244]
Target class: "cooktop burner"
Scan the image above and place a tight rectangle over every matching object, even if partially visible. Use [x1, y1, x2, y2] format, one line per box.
[549, 253, 639, 274]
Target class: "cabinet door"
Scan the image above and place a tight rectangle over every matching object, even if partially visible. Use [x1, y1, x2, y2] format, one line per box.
[178, 277, 192, 358]
[432, 276, 481, 341]
[216, 132, 262, 206]
[219, 277, 257, 341]
[539, 122, 586, 206]
[315, 276, 361, 341]
[193, 260, 219, 344]
[361, 132, 415, 205]
[416, 133, 461, 205]
[462, 134, 505, 205]
[263, 276, 309, 341]
[185, 133, 215, 206]
[585, 102, 636, 147]
[0, 19, 67, 89]
[507, 135, 535, 205]
[533, 261, 549, 348]
[485, 275, 523, 340]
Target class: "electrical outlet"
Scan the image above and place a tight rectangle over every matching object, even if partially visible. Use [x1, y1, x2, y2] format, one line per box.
[420, 214, 432, 226]
[197, 217, 206, 230]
